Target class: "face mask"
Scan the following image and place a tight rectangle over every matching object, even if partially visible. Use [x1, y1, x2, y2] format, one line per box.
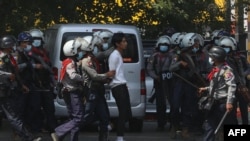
[159, 45, 168, 52]
[223, 48, 230, 53]
[12, 45, 17, 52]
[192, 47, 199, 53]
[102, 43, 109, 50]
[24, 45, 32, 52]
[208, 57, 214, 65]
[92, 46, 99, 55]
[77, 51, 85, 60]
[214, 39, 219, 45]
[32, 39, 42, 47]
[0, 51, 7, 58]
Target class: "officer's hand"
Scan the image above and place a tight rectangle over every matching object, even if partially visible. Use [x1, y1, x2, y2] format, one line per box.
[226, 103, 233, 112]
[106, 70, 115, 78]
[35, 64, 43, 69]
[22, 85, 29, 93]
[198, 87, 206, 96]
[180, 61, 188, 67]
[247, 74, 250, 80]
[9, 73, 15, 81]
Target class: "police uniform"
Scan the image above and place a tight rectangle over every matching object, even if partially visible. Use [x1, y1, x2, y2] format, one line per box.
[54, 58, 85, 141]
[27, 46, 58, 134]
[169, 48, 211, 138]
[147, 51, 173, 130]
[0, 52, 39, 141]
[79, 54, 111, 141]
[15, 46, 41, 130]
[203, 64, 238, 141]
[226, 53, 249, 125]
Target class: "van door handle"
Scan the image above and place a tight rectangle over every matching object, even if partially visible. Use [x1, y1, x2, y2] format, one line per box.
[127, 71, 134, 73]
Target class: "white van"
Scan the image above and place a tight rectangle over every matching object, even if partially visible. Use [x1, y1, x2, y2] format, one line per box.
[44, 24, 146, 132]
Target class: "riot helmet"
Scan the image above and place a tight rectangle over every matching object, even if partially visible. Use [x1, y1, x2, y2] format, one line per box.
[218, 36, 237, 53]
[17, 32, 33, 43]
[0, 35, 17, 49]
[181, 33, 203, 48]
[75, 36, 93, 52]
[208, 46, 226, 62]
[156, 35, 172, 52]
[63, 40, 80, 57]
[29, 29, 44, 47]
[211, 29, 230, 45]
[171, 32, 186, 46]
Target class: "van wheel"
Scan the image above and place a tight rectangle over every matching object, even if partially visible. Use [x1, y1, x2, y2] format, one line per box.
[129, 118, 143, 132]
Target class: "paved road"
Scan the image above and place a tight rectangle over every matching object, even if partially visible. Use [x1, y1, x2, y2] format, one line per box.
[0, 119, 203, 141]
[0, 108, 249, 141]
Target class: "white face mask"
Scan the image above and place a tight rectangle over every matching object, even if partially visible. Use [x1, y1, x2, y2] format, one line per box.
[32, 39, 42, 47]
[24, 45, 32, 52]
[102, 43, 109, 50]
[214, 39, 219, 45]
[223, 48, 230, 54]
[192, 47, 199, 53]
[77, 51, 85, 60]
[159, 45, 168, 52]
[208, 57, 214, 65]
[92, 46, 99, 55]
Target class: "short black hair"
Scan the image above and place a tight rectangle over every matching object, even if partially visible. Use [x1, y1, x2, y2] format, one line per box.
[111, 32, 125, 48]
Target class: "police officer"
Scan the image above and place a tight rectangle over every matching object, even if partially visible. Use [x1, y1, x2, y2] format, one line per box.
[0, 35, 41, 141]
[147, 35, 174, 131]
[29, 28, 58, 140]
[199, 46, 237, 141]
[218, 36, 249, 125]
[15, 31, 44, 133]
[54, 40, 85, 141]
[169, 32, 211, 139]
[203, 29, 231, 53]
[75, 36, 115, 141]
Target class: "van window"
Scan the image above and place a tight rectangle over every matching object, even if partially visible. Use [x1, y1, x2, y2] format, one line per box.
[60, 32, 139, 63]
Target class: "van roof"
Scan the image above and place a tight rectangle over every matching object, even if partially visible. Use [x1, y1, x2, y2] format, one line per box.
[47, 23, 138, 32]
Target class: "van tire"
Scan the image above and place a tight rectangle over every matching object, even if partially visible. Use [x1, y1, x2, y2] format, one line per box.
[129, 118, 143, 132]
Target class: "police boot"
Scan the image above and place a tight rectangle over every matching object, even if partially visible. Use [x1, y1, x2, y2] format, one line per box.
[181, 127, 195, 141]
[98, 131, 109, 141]
[170, 125, 177, 139]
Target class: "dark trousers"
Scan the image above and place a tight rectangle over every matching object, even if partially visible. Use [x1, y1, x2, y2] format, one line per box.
[111, 84, 132, 136]
[171, 80, 200, 130]
[154, 81, 167, 128]
[235, 92, 249, 125]
[55, 90, 84, 141]
[0, 97, 35, 141]
[203, 102, 238, 141]
[83, 85, 110, 132]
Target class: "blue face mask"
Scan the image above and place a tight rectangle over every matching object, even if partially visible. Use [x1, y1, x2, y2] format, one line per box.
[102, 43, 109, 50]
[192, 47, 199, 53]
[159, 45, 168, 52]
[24, 45, 32, 52]
[32, 40, 42, 47]
[214, 39, 219, 45]
[77, 51, 85, 60]
[92, 46, 99, 56]
[223, 48, 230, 53]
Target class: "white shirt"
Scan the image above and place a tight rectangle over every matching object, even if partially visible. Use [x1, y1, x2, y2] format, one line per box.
[108, 50, 127, 88]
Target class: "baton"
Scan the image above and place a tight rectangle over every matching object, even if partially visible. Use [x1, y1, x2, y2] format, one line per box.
[172, 72, 199, 89]
[29, 89, 51, 92]
[214, 111, 229, 135]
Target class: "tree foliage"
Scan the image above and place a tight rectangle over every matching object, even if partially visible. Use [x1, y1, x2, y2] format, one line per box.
[0, 0, 239, 39]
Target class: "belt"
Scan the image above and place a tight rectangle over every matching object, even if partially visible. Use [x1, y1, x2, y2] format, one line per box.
[215, 98, 227, 104]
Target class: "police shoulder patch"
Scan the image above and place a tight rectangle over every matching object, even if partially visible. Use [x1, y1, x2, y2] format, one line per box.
[223, 69, 233, 80]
